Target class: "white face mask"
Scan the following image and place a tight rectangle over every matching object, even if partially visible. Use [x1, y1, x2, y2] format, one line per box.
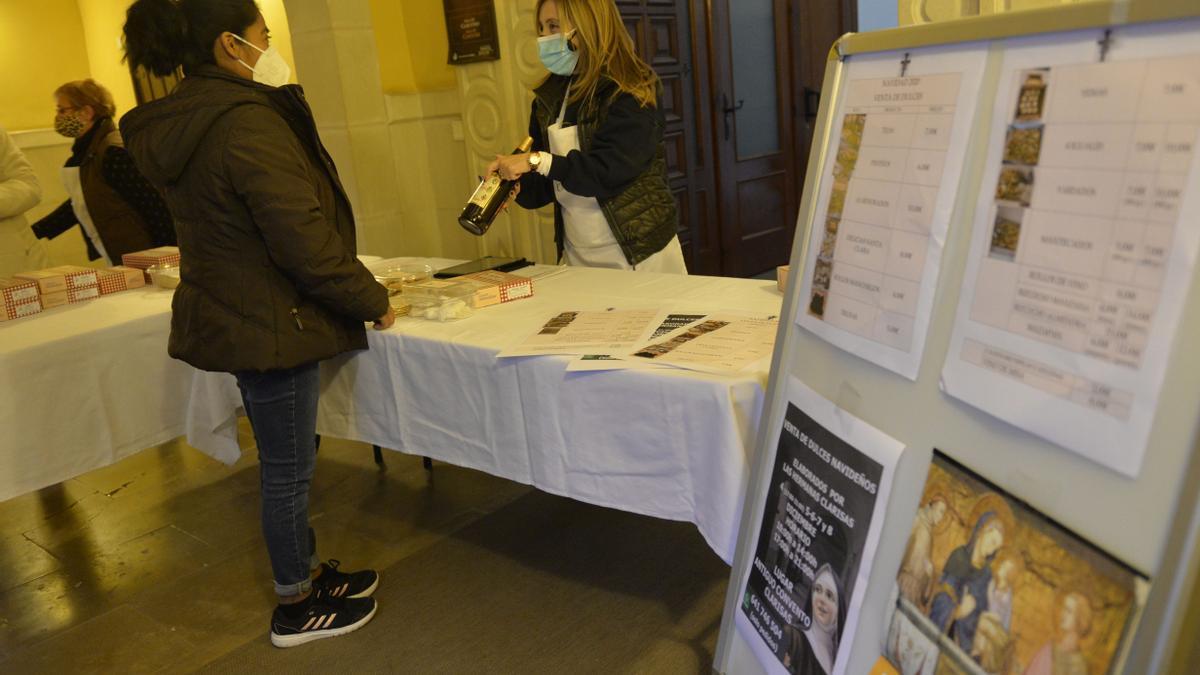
[232, 33, 291, 88]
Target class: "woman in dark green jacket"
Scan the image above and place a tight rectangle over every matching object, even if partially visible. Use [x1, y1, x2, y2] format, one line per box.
[122, 0, 390, 648]
[489, 0, 687, 273]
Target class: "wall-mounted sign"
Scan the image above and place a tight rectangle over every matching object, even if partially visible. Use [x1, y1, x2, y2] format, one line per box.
[443, 0, 501, 64]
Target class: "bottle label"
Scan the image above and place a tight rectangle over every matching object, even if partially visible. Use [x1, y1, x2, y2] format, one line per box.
[468, 175, 502, 209]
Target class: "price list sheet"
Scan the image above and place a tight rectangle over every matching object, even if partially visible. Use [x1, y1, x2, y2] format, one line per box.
[943, 24, 1200, 477]
[797, 46, 987, 380]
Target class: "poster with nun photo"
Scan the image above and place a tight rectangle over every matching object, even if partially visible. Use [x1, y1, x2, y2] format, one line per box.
[736, 377, 903, 675]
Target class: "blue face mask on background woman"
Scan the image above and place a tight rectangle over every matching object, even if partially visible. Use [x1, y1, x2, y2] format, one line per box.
[538, 30, 578, 76]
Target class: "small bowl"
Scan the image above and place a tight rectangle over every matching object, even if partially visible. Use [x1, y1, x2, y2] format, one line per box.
[147, 263, 181, 289]
[375, 264, 433, 295]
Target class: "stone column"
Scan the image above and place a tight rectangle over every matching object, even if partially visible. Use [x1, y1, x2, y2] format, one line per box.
[282, 0, 406, 256]
[455, 0, 556, 264]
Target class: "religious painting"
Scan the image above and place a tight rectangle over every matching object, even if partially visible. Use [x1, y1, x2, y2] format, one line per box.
[882, 451, 1146, 675]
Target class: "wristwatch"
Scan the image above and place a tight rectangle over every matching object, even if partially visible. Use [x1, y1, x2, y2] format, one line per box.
[527, 152, 542, 170]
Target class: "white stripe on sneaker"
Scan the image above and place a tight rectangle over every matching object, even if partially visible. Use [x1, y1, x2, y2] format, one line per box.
[301, 616, 318, 631]
[322, 613, 337, 629]
[271, 601, 376, 648]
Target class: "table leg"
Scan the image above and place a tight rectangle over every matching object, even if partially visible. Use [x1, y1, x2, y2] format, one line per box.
[422, 457, 433, 472]
[372, 445, 384, 467]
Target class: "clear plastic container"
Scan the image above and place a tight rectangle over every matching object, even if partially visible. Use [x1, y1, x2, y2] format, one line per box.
[401, 279, 475, 321]
[374, 263, 433, 296]
[146, 263, 181, 289]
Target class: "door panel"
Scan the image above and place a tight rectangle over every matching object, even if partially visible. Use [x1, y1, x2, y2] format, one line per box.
[617, 0, 720, 275]
[792, 0, 859, 222]
[729, 1, 782, 159]
[618, 0, 853, 277]
[711, 0, 796, 277]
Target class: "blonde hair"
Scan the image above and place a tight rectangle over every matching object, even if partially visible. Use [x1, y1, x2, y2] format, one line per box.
[537, 0, 658, 108]
[55, 79, 117, 119]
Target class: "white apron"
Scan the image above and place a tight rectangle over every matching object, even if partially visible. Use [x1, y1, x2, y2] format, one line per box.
[548, 92, 687, 274]
[61, 165, 111, 264]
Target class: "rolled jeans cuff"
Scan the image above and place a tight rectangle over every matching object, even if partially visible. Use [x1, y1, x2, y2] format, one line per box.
[275, 575, 313, 598]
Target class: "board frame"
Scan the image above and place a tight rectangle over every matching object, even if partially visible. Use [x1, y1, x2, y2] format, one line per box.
[715, 2, 1200, 673]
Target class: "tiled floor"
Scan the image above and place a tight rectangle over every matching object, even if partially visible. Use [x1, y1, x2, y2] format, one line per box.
[0, 426, 728, 672]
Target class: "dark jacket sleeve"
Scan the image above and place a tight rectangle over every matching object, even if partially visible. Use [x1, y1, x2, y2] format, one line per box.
[31, 200, 78, 240]
[223, 105, 387, 322]
[102, 146, 177, 246]
[546, 92, 662, 201]
[516, 101, 556, 210]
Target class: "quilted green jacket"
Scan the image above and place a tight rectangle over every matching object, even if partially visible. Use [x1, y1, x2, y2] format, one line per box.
[517, 74, 678, 266]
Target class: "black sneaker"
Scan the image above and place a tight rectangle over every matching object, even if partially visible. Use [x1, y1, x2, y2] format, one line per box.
[270, 592, 377, 648]
[313, 559, 379, 599]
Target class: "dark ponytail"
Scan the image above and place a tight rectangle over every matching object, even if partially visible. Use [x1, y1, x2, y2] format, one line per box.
[124, 0, 259, 77]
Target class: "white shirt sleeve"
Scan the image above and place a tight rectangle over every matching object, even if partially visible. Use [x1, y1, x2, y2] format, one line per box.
[0, 127, 42, 220]
[534, 151, 553, 177]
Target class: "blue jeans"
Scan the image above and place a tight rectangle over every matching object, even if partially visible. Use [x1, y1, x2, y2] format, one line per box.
[235, 363, 322, 597]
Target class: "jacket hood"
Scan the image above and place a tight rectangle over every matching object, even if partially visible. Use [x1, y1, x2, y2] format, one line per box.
[119, 66, 284, 188]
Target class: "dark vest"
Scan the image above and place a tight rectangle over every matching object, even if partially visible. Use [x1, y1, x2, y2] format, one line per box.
[532, 77, 677, 266]
[79, 118, 153, 261]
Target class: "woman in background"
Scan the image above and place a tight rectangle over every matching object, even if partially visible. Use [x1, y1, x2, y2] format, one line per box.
[488, 0, 686, 273]
[0, 125, 46, 276]
[122, 0, 391, 648]
[30, 79, 174, 264]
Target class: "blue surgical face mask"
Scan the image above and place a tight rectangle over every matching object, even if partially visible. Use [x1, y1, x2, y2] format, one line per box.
[538, 30, 578, 76]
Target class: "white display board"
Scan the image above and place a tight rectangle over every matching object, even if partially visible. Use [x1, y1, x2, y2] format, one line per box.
[717, 6, 1200, 675]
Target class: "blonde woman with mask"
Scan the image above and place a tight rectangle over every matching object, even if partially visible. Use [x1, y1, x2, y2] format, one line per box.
[488, 0, 687, 273]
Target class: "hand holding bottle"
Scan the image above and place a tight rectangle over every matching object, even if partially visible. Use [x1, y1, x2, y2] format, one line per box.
[487, 153, 536, 181]
[458, 137, 533, 236]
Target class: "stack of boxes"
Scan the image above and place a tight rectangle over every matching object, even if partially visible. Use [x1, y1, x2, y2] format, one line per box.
[121, 246, 181, 282]
[13, 269, 69, 309]
[97, 266, 147, 295]
[457, 270, 534, 308]
[1, 246, 181, 324]
[0, 277, 42, 322]
[50, 266, 100, 304]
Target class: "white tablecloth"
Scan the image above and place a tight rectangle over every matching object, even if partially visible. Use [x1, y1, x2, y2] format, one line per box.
[188, 262, 783, 562]
[0, 287, 192, 502]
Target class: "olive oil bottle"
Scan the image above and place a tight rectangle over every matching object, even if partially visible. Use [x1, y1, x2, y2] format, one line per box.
[458, 137, 534, 236]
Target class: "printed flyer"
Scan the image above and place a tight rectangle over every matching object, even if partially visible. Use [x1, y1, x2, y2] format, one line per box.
[736, 378, 903, 675]
[796, 45, 988, 380]
[941, 25, 1200, 476]
[497, 308, 665, 358]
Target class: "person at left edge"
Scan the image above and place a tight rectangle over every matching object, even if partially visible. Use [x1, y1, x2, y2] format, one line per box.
[0, 125, 48, 277]
[30, 79, 175, 264]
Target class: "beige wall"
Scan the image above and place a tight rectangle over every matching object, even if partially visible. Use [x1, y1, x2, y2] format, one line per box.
[5, 0, 509, 264]
[369, 0, 457, 94]
[4, 0, 299, 267]
[899, 0, 1096, 25]
[0, 0, 92, 132]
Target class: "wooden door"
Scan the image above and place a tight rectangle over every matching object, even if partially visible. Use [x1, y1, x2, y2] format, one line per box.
[708, 0, 856, 277]
[709, 0, 797, 277]
[620, 0, 855, 277]
[790, 0, 858, 218]
[617, 0, 721, 275]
